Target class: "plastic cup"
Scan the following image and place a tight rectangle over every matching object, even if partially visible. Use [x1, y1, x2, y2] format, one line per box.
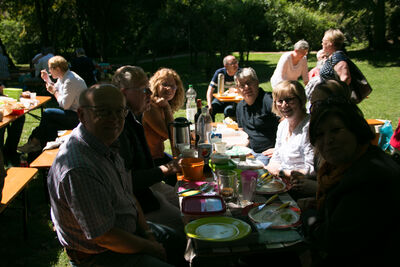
[214, 141, 227, 153]
[239, 170, 258, 206]
[30, 92, 36, 99]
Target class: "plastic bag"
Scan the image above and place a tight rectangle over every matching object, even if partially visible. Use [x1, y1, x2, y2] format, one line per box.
[378, 120, 393, 151]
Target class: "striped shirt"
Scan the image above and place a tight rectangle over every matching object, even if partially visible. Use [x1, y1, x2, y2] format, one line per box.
[48, 123, 138, 253]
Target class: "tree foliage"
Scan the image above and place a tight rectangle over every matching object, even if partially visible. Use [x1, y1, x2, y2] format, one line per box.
[0, 0, 398, 66]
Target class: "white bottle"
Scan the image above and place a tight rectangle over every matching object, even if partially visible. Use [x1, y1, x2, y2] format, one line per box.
[186, 84, 197, 123]
[196, 106, 212, 144]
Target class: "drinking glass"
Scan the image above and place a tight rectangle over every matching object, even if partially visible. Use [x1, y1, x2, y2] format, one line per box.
[217, 170, 238, 202]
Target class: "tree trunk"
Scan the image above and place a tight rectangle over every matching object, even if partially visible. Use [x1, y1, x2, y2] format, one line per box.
[34, 0, 50, 47]
[372, 0, 386, 49]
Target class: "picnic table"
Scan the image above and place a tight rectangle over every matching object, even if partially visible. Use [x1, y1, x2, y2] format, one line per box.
[176, 165, 305, 266]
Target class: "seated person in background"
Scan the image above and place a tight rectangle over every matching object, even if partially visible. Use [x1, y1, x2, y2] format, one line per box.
[303, 100, 400, 267]
[18, 55, 87, 154]
[143, 68, 185, 167]
[0, 47, 10, 83]
[235, 67, 279, 165]
[270, 40, 309, 89]
[112, 66, 184, 233]
[34, 47, 54, 78]
[70, 48, 97, 87]
[308, 49, 328, 81]
[206, 55, 240, 121]
[48, 84, 185, 267]
[267, 80, 314, 179]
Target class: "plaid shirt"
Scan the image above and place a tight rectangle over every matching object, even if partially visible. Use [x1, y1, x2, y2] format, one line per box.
[48, 123, 138, 254]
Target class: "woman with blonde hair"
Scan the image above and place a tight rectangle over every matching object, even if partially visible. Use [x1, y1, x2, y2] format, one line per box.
[143, 68, 185, 167]
[266, 80, 314, 178]
[18, 55, 87, 153]
[320, 29, 351, 85]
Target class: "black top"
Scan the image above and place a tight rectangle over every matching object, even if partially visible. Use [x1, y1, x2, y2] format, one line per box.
[236, 88, 279, 153]
[118, 112, 164, 213]
[70, 56, 96, 87]
[320, 50, 347, 81]
[304, 145, 400, 266]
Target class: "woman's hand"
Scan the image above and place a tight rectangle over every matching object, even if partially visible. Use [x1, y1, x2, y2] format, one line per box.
[290, 171, 317, 196]
[46, 83, 56, 95]
[153, 96, 169, 109]
[262, 148, 274, 157]
[40, 70, 52, 85]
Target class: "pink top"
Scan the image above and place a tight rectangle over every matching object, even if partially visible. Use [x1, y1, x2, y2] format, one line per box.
[390, 118, 400, 150]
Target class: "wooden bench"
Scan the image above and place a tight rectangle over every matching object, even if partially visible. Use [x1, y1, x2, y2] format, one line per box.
[0, 167, 39, 239]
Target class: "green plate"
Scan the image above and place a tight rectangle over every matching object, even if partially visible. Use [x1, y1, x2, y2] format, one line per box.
[184, 216, 251, 242]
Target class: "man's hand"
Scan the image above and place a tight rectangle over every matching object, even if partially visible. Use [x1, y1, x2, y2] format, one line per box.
[160, 158, 182, 176]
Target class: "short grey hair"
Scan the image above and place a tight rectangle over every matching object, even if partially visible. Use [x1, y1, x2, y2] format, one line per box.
[234, 67, 258, 84]
[111, 65, 148, 89]
[294, 40, 309, 51]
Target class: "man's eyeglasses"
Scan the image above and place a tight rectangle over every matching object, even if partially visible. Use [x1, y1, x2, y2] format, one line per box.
[226, 61, 238, 66]
[237, 80, 256, 90]
[82, 106, 129, 118]
[276, 97, 297, 105]
[161, 82, 177, 90]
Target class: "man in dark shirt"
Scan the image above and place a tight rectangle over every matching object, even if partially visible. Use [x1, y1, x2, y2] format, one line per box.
[206, 55, 240, 121]
[112, 66, 183, 234]
[70, 48, 96, 87]
[235, 67, 279, 165]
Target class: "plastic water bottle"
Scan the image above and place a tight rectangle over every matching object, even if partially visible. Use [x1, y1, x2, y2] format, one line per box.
[196, 106, 212, 144]
[186, 84, 197, 123]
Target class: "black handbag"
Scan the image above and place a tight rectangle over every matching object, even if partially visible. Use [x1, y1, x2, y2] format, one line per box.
[346, 58, 373, 104]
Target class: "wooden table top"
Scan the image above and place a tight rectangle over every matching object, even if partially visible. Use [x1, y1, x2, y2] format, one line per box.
[30, 130, 72, 169]
[0, 96, 52, 129]
[213, 93, 243, 103]
[0, 167, 38, 210]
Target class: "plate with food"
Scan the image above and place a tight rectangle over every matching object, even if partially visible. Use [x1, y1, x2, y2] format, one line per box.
[256, 176, 291, 194]
[248, 203, 301, 229]
[184, 216, 251, 241]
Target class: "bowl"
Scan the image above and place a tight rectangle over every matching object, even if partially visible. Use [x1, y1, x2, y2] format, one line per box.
[11, 108, 24, 116]
[211, 153, 230, 164]
[181, 157, 205, 181]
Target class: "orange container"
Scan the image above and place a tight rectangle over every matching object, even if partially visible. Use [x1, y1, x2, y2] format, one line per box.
[181, 158, 205, 181]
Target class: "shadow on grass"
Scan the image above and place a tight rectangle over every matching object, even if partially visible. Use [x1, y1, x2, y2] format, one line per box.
[348, 46, 400, 68]
[0, 172, 64, 266]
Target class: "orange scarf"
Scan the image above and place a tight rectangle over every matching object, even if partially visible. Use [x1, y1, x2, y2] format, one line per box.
[316, 144, 369, 210]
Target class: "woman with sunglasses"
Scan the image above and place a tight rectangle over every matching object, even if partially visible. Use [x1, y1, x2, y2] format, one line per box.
[143, 68, 185, 184]
[266, 80, 315, 183]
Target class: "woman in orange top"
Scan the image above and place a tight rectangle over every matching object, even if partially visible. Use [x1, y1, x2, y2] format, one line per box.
[143, 68, 185, 166]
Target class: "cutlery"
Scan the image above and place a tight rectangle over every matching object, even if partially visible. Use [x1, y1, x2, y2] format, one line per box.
[261, 201, 291, 221]
[253, 194, 279, 214]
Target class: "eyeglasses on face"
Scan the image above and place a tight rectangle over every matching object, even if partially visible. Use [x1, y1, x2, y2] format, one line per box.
[161, 82, 177, 90]
[276, 97, 297, 105]
[236, 80, 256, 90]
[82, 106, 129, 118]
[226, 61, 238, 66]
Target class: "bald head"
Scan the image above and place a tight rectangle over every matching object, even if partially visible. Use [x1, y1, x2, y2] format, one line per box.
[78, 84, 126, 146]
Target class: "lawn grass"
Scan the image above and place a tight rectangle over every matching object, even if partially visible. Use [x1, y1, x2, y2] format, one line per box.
[1, 49, 398, 266]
